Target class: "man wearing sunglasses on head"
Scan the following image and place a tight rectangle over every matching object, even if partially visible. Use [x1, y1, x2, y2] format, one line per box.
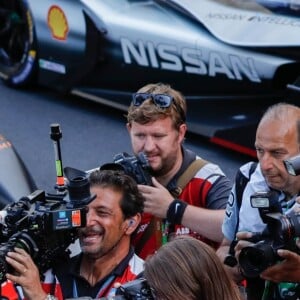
[126, 82, 231, 259]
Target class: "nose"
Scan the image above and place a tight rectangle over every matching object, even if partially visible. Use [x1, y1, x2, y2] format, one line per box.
[85, 208, 97, 227]
[259, 152, 273, 172]
[143, 136, 156, 152]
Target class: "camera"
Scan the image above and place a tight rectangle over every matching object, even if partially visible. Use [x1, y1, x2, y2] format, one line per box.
[284, 154, 300, 176]
[101, 152, 153, 186]
[0, 166, 96, 284]
[66, 278, 154, 300]
[238, 190, 300, 278]
[115, 278, 154, 300]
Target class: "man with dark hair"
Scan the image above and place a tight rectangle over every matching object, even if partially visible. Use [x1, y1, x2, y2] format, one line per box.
[4, 169, 145, 300]
[127, 82, 231, 259]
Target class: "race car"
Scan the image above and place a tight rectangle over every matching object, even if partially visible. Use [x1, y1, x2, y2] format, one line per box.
[1, 0, 300, 157]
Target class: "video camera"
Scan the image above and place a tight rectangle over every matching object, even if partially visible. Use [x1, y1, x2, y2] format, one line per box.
[0, 166, 96, 284]
[101, 152, 153, 186]
[0, 124, 97, 284]
[238, 190, 300, 278]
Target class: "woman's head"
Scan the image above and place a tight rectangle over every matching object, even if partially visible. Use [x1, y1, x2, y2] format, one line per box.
[144, 236, 241, 300]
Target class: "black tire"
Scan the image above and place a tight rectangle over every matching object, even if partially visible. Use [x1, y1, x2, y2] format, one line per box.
[0, 0, 37, 87]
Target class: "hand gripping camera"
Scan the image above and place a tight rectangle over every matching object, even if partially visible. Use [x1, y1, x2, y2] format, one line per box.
[238, 190, 300, 278]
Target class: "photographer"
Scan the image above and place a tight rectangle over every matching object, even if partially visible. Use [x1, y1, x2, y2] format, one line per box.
[126, 82, 231, 259]
[217, 103, 300, 299]
[4, 169, 145, 299]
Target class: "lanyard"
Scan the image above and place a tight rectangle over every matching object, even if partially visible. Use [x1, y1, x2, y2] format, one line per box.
[161, 220, 170, 245]
[72, 275, 115, 298]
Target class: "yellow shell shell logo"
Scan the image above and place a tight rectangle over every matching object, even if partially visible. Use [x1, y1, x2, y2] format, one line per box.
[47, 5, 69, 40]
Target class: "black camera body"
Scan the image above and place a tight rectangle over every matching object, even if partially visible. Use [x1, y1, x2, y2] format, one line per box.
[66, 278, 154, 300]
[0, 167, 96, 284]
[238, 191, 300, 278]
[115, 278, 154, 300]
[284, 154, 300, 176]
[101, 152, 153, 186]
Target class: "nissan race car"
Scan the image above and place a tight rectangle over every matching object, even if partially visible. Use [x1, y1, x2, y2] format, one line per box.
[1, 0, 300, 157]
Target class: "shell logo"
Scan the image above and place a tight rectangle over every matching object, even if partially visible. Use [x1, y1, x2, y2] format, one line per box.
[47, 5, 69, 41]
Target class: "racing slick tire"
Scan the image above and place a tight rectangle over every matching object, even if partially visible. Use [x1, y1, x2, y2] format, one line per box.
[0, 0, 38, 87]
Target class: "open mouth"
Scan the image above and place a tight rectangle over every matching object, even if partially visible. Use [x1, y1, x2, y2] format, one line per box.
[80, 228, 104, 243]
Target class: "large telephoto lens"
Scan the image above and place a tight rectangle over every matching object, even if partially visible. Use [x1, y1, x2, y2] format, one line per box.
[238, 241, 277, 278]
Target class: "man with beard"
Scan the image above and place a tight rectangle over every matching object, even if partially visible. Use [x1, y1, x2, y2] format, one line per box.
[126, 82, 231, 259]
[4, 169, 144, 299]
[217, 103, 300, 300]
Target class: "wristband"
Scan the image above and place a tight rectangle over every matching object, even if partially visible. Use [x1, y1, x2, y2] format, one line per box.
[166, 199, 187, 225]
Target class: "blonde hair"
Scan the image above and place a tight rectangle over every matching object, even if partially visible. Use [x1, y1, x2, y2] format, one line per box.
[127, 83, 187, 130]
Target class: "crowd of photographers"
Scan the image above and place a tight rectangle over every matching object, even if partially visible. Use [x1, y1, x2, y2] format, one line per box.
[1, 83, 300, 300]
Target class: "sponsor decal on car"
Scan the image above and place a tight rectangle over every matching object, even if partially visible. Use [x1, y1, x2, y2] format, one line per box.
[47, 5, 69, 41]
[39, 59, 66, 74]
[121, 38, 261, 82]
[207, 12, 300, 27]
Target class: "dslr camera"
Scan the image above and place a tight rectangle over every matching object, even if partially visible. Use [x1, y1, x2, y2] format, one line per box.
[101, 152, 153, 186]
[114, 278, 154, 300]
[238, 190, 300, 278]
[0, 167, 95, 284]
[283, 153, 300, 176]
[66, 278, 154, 300]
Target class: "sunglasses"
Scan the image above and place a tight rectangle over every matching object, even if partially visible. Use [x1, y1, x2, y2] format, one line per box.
[132, 93, 174, 108]
[131, 92, 186, 122]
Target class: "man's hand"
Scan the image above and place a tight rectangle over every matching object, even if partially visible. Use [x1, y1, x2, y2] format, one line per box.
[5, 247, 48, 300]
[260, 239, 300, 283]
[217, 238, 244, 283]
[234, 231, 255, 259]
[138, 177, 173, 218]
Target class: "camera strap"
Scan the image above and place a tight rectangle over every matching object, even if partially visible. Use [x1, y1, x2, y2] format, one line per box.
[135, 158, 208, 256]
[174, 158, 208, 197]
[227, 162, 257, 259]
[234, 162, 258, 234]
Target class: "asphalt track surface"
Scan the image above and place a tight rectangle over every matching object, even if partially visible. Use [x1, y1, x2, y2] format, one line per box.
[0, 81, 252, 196]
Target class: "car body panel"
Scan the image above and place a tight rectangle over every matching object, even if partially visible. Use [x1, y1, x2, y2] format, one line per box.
[2, 0, 300, 157]
[170, 0, 300, 46]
